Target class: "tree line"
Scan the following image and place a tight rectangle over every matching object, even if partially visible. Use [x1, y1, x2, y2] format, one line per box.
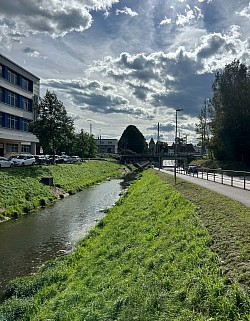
[196, 59, 250, 165]
[29, 90, 96, 157]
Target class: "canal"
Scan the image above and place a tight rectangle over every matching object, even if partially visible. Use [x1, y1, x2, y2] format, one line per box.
[0, 178, 126, 300]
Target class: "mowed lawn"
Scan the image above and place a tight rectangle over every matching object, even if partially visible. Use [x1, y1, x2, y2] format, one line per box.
[1, 169, 250, 320]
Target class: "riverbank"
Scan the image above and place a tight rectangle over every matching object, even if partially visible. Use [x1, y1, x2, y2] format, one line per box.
[1, 169, 250, 320]
[0, 159, 126, 221]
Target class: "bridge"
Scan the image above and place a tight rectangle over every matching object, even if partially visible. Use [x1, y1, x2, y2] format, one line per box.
[120, 154, 194, 168]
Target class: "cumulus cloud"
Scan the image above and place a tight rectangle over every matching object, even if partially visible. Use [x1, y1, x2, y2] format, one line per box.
[236, 3, 250, 19]
[0, 0, 120, 38]
[42, 78, 154, 117]
[195, 25, 250, 71]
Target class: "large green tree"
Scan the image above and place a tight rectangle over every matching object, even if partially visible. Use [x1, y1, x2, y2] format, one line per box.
[29, 90, 75, 155]
[210, 60, 250, 163]
[118, 125, 148, 154]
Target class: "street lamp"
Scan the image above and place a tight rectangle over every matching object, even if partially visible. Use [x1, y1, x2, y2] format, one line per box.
[174, 108, 183, 184]
[87, 119, 92, 136]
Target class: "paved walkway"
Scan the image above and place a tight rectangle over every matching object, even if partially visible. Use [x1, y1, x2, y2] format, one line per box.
[159, 168, 250, 209]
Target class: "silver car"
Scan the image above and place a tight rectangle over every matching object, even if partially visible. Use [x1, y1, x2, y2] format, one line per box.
[0, 157, 14, 168]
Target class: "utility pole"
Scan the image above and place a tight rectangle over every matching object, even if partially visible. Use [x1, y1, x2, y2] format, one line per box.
[174, 108, 183, 184]
[157, 122, 160, 168]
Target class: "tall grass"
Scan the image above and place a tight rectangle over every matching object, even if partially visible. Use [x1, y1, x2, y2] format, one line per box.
[0, 170, 250, 320]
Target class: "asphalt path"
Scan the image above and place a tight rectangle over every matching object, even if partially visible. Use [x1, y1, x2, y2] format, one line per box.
[159, 167, 250, 209]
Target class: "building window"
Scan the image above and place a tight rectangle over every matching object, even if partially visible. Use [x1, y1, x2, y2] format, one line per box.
[8, 69, 18, 85]
[0, 112, 3, 127]
[22, 97, 29, 111]
[23, 119, 29, 131]
[0, 65, 2, 77]
[0, 87, 3, 103]
[22, 78, 31, 91]
[22, 78, 30, 91]
[8, 115, 19, 129]
[21, 145, 31, 153]
[6, 144, 18, 153]
[8, 91, 18, 107]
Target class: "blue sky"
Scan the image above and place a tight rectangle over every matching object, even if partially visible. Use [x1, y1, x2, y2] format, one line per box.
[0, 0, 249, 143]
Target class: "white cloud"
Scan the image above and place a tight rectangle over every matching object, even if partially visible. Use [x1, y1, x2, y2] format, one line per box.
[23, 47, 47, 59]
[116, 6, 138, 17]
[0, 0, 120, 38]
[176, 5, 203, 26]
[159, 17, 172, 26]
[236, 3, 250, 19]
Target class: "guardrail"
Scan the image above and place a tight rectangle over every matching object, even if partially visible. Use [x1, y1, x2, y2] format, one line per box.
[176, 167, 250, 191]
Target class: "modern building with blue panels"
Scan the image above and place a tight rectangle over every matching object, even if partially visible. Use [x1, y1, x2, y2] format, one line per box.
[0, 53, 39, 157]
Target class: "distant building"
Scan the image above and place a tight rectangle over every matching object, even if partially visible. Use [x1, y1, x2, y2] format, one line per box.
[0, 53, 40, 157]
[95, 138, 118, 154]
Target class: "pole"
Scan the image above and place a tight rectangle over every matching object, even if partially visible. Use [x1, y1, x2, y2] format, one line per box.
[174, 108, 183, 184]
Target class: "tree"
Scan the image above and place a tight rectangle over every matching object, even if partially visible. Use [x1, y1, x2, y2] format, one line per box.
[29, 90, 75, 155]
[118, 125, 148, 154]
[73, 129, 96, 158]
[195, 99, 213, 158]
[210, 60, 250, 163]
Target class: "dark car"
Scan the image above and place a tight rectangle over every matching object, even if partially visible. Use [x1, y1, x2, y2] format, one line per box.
[34, 155, 50, 165]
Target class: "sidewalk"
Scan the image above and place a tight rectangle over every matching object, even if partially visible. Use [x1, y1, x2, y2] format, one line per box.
[160, 168, 250, 209]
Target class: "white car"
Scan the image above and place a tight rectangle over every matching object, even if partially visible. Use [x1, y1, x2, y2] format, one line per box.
[0, 157, 14, 168]
[70, 156, 81, 163]
[12, 154, 36, 166]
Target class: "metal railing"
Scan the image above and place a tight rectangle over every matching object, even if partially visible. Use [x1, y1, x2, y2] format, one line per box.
[176, 167, 250, 191]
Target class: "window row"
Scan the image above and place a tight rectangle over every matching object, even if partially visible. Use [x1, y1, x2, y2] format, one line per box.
[0, 87, 33, 111]
[0, 64, 33, 92]
[0, 112, 31, 131]
[6, 143, 31, 154]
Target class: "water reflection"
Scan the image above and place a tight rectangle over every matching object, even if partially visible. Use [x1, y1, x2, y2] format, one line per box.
[0, 179, 123, 300]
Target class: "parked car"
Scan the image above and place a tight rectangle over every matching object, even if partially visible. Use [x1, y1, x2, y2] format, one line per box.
[12, 154, 36, 166]
[34, 155, 50, 165]
[187, 165, 198, 174]
[0, 157, 14, 168]
[61, 155, 72, 163]
[70, 156, 81, 163]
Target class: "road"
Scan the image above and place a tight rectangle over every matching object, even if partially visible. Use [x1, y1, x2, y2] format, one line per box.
[160, 167, 250, 209]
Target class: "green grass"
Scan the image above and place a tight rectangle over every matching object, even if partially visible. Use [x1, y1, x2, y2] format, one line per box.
[1, 170, 250, 320]
[156, 170, 250, 294]
[0, 160, 124, 219]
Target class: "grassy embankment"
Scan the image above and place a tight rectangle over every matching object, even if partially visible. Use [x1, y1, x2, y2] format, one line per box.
[1, 169, 250, 320]
[0, 160, 125, 220]
[156, 170, 250, 293]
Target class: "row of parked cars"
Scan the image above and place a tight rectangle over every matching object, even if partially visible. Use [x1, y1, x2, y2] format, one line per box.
[0, 154, 82, 168]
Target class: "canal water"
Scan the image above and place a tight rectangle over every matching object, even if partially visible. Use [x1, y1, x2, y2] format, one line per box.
[0, 178, 126, 300]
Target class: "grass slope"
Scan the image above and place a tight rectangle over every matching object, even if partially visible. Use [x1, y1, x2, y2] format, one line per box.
[0, 170, 250, 320]
[156, 170, 250, 293]
[0, 160, 124, 219]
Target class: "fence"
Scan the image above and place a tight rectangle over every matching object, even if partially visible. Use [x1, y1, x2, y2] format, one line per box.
[176, 167, 250, 191]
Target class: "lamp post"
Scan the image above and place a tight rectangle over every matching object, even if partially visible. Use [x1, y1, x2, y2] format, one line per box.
[174, 108, 183, 184]
[87, 119, 92, 136]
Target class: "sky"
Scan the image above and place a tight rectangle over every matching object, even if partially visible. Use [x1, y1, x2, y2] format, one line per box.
[0, 0, 249, 144]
